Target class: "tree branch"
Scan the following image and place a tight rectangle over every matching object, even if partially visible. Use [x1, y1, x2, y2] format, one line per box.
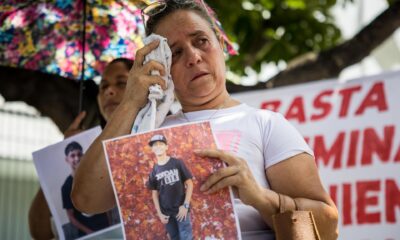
[227, 1, 400, 93]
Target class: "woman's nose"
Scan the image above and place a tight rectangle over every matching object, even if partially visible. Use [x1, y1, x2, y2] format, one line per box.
[186, 47, 202, 67]
[104, 86, 116, 96]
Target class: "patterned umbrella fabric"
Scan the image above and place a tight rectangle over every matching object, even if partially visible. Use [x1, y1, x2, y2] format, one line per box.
[0, 0, 236, 80]
[0, 0, 145, 80]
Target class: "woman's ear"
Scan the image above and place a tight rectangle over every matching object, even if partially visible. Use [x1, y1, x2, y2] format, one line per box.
[218, 35, 228, 59]
[218, 35, 224, 50]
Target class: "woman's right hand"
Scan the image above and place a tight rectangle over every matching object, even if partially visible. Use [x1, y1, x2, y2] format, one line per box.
[123, 40, 167, 108]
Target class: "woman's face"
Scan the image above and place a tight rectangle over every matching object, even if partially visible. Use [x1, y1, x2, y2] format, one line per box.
[153, 10, 226, 108]
[97, 62, 129, 121]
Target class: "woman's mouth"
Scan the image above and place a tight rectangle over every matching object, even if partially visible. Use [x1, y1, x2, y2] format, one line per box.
[191, 72, 209, 81]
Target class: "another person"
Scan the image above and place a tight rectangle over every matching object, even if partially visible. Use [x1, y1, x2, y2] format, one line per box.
[61, 141, 109, 238]
[28, 58, 133, 239]
[147, 134, 194, 240]
[72, 2, 338, 239]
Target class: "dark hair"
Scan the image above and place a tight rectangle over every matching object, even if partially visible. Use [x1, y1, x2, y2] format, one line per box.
[108, 58, 134, 71]
[64, 141, 83, 156]
[145, 1, 217, 37]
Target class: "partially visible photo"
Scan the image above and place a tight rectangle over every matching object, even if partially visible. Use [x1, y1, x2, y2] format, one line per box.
[103, 122, 240, 240]
[33, 127, 121, 240]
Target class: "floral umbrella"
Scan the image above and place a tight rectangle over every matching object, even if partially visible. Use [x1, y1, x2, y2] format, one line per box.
[0, 0, 235, 80]
[0, 0, 236, 111]
[0, 0, 146, 81]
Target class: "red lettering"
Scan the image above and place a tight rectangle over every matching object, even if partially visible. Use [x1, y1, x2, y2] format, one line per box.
[329, 185, 338, 206]
[311, 90, 333, 121]
[386, 179, 400, 223]
[361, 126, 394, 165]
[357, 180, 381, 224]
[314, 132, 345, 169]
[347, 130, 360, 167]
[260, 100, 281, 112]
[355, 82, 388, 115]
[356, 180, 381, 224]
[394, 144, 400, 162]
[343, 183, 352, 225]
[338, 85, 361, 118]
[285, 96, 306, 123]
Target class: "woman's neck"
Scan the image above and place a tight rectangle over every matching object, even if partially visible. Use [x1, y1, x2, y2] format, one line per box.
[181, 91, 240, 113]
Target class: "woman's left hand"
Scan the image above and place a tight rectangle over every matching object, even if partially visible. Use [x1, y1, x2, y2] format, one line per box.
[195, 149, 263, 206]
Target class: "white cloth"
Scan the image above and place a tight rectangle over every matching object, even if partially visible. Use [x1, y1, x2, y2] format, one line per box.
[131, 34, 175, 133]
[161, 103, 314, 239]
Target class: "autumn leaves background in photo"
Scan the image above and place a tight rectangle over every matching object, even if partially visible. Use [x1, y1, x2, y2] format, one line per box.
[104, 122, 239, 239]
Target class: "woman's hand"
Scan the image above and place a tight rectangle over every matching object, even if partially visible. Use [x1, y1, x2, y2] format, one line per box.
[63, 111, 86, 139]
[122, 40, 167, 108]
[195, 149, 264, 206]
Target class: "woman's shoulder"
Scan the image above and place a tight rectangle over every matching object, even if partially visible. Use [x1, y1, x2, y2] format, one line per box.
[240, 104, 280, 121]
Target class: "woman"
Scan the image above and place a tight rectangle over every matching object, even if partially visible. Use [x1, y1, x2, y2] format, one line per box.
[28, 58, 133, 239]
[72, 1, 338, 239]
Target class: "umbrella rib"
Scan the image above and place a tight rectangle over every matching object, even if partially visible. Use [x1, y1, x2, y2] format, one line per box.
[78, 0, 87, 114]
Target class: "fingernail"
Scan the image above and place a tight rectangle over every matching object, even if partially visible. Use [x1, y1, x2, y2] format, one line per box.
[200, 184, 205, 191]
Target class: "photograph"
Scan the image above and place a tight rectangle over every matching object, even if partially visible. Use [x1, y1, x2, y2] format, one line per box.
[103, 122, 241, 240]
[32, 126, 121, 240]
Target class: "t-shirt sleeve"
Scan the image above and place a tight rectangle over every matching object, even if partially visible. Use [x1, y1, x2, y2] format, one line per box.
[61, 179, 73, 209]
[147, 169, 158, 190]
[178, 159, 193, 182]
[263, 112, 314, 169]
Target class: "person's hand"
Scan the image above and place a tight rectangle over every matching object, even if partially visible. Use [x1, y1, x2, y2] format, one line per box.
[176, 205, 189, 222]
[195, 149, 264, 206]
[63, 111, 86, 139]
[123, 40, 167, 108]
[158, 212, 169, 224]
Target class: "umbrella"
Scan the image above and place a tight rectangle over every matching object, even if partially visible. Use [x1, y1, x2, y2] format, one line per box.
[0, 0, 236, 111]
[0, 0, 145, 80]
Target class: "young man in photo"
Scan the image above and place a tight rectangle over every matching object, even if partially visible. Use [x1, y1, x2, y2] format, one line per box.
[61, 141, 110, 238]
[147, 134, 194, 240]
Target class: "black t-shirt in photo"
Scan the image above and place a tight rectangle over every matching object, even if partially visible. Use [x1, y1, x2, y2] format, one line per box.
[61, 175, 110, 236]
[148, 157, 193, 216]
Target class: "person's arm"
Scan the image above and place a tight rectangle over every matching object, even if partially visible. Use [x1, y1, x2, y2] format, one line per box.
[65, 209, 93, 234]
[28, 188, 54, 239]
[71, 40, 167, 214]
[152, 190, 169, 224]
[176, 179, 193, 221]
[197, 150, 338, 240]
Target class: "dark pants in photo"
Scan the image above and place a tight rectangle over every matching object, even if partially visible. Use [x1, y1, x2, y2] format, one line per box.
[165, 213, 193, 240]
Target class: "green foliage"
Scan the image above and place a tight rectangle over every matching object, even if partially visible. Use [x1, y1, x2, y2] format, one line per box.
[208, 0, 348, 76]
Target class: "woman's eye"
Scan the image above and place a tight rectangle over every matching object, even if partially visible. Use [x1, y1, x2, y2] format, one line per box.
[172, 49, 182, 57]
[198, 38, 208, 45]
[117, 82, 127, 87]
[100, 84, 107, 91]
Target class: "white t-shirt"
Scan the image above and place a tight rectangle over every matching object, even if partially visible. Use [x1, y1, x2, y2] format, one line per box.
[161, 103, 314, 239]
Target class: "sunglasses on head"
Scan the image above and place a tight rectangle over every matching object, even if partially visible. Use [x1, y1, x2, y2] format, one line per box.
[140, 0, 237, 55]
[141, 0, 209, 32]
